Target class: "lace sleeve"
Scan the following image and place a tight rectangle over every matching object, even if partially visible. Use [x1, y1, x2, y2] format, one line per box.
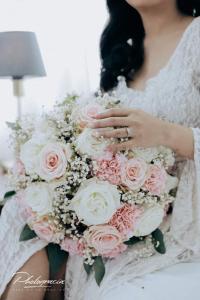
[192, 127, 200, 203]
[190, 22, 200, 242]
[191, 17, 200, 197]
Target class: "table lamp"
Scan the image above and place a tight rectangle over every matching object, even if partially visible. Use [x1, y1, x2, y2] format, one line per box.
[0, 31, 46, 119]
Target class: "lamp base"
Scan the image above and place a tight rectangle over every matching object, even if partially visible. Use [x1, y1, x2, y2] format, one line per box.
[12, 78, 24, 120]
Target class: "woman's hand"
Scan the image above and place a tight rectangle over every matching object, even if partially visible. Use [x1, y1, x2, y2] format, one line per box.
[88, 108, 194, 159]
[88, 108, 169, 152]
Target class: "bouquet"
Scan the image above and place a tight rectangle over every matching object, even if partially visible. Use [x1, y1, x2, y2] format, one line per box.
[5, 93, 178, 285]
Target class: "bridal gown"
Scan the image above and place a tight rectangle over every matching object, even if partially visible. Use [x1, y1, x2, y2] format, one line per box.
[1, 16, 200, 300]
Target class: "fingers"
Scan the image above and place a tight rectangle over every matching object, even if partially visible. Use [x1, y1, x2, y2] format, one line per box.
[94, 108, 131, 119]
[93, 128, 128, 139]
[107, 140, 134, 153]
[88, 117, 130, 129]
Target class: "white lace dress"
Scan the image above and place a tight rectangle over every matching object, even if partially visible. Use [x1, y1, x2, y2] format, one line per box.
[1, 16, 200, 300]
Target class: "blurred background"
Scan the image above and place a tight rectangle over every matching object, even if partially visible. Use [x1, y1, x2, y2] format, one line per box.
[0, 0, 107, 164]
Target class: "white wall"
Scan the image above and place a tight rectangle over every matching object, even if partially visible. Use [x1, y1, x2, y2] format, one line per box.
[0, 0, 108, 163]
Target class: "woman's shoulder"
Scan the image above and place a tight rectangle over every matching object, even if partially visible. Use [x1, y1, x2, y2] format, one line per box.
[185, 16, 200, 61]
[175, 16, 200, 75]
[190, 16, 200, 45]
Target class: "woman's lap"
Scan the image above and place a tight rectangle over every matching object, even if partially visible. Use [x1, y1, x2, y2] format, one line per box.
[101, 262, 200, 300]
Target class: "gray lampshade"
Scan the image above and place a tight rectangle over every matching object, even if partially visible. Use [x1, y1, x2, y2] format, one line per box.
[0, 31, 46, 79]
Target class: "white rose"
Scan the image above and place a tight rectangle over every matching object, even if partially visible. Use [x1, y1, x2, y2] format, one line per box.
[75, 128, 110, 158]
[20, 138, 45, 174]
[70, 178, 121, 225]
[36, 143, 72, 181]
[132, 147, 159, 163]
[24, 182, 53, 216]
[132, 204, 165, 237]
[72, 103, 104, 128]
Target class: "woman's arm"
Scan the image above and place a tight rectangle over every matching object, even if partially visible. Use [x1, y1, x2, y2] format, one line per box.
[88, 108, 194, 160]
[161, 121, 194, 160]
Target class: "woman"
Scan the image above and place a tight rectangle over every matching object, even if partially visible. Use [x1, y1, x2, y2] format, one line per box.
[1, 0, 200, 299]
[65, 1, 200, 299]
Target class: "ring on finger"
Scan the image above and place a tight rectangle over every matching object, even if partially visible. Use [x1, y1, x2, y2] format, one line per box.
[125, 127, 133, 137]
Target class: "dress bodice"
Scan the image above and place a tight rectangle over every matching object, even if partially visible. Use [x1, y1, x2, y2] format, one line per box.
[115, 17, 200, 128]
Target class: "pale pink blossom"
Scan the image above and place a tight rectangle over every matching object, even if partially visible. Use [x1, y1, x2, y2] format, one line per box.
[12, 159, 25, 176]
[16, 191, 36, 222]
[32, 220, 54, 242]
[84, 225, 123, 256]
[120, 157, 148, 191]
[109, 204, 143, 238]
[22, 207, 36, 222]
[144, 165, 167, 196]
[61, 238, 85, 256]
[94, 153, 122, 185]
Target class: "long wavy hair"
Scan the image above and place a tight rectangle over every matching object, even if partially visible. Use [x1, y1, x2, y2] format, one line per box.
[100, 0, 200, 91]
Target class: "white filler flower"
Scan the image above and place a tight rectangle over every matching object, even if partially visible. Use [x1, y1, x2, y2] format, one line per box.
[70, 178, 121, 225]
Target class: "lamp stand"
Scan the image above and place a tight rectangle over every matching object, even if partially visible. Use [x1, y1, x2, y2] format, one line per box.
[12, 78, 24, 120]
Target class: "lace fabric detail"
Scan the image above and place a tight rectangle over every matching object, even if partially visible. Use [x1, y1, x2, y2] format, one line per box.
[0, 198, 47, 296]
[1, 17, 200, 299]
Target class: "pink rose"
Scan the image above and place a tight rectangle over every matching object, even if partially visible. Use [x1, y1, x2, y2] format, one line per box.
[109, 204, 143, 238]
[84, 225, 123, 256]
[144, 165, 167, 196]
[120, 157, 148, 191]
[32, 220, 54, 242]
[37, 143, 72, 181]
[94, 153, 121, 185]
[103, 243, 127, 258]
[61, 238, 85, 256]
[75, 104, 104, 128]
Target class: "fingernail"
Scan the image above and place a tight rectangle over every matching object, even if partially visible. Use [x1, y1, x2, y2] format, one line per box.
[91, 115, 97, 119]
[93, 113, 100, 118]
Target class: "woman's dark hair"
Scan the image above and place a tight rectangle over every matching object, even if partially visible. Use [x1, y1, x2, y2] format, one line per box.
[100, 0, 200, 91]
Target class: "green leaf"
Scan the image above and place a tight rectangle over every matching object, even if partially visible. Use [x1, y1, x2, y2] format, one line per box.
[6, 121, 21, 131]
[1, 191, 16, 209]
[4, 191, 16, 199]
[0, 198, 6, 208]
[124, 236, 141, 246]
[152, 228, 166, 254]
[19, 224, 37, 241]
[46, 243, 68, 277]
[169, 187, 178, 198]
[93, 256, 105, 286]
[83, 262, 93, 276]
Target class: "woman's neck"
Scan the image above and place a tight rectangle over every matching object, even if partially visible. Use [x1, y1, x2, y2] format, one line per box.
[137, 2, 186, 37]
